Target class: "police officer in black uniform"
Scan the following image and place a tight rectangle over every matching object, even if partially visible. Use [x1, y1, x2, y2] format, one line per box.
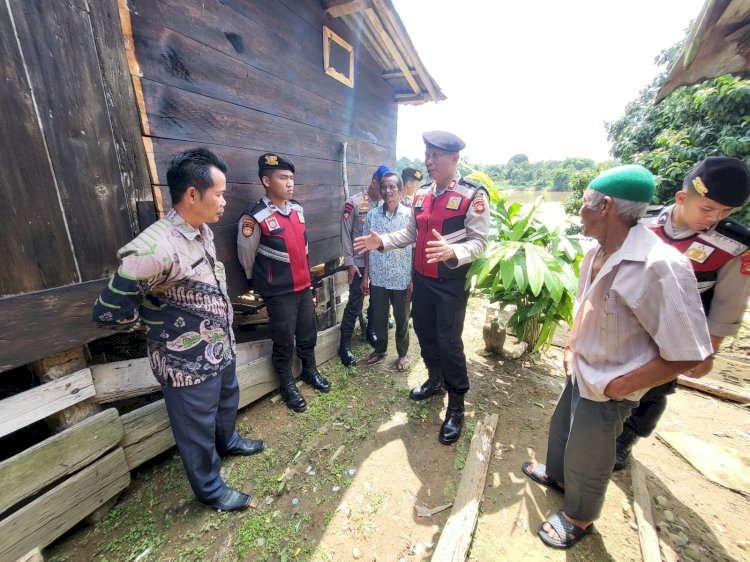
[237, 153, 331, 413]
[615, 157, 750, 469]
[354, 132, 490, 444]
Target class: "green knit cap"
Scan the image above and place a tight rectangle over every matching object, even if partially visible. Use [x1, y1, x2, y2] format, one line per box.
[589, 164, 655, 203]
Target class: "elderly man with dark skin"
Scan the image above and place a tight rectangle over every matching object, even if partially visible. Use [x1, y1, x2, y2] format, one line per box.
[338, 165, 389, 366]
[521, 165, 711, 549]
[237, 153, 331, 414]
[614, 156, 750, 470]
[354, 131, 490, 445]
[93, 148, 265, 512]
[360, 172, 414, 371]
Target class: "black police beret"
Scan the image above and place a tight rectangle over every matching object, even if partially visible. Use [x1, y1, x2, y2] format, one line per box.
[258, 153, 295, 176]
[685, 156, 750, 208]
[401, 167, 423, 181]
[422, 130, 465, 152]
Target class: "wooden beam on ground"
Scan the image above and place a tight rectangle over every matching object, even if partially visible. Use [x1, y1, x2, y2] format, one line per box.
[0, 368, 95, 438]
[0, 408, 122, 516]
[432, 414, 499, 562]
[631, 460, 661, 562]
[676, 374, 750, 404]
[0, 448, 130, 562]
[14, 548, 43, 562]
[119, 326, 341, 470]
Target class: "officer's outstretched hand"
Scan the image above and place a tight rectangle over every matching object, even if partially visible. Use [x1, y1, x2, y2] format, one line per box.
[354, 229, 383, 254]
[426, 229, 456, 263]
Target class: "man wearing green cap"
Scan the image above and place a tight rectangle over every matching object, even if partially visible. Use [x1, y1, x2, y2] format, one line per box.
[614, 156, 750, 470]
[521, 164, 711, 548]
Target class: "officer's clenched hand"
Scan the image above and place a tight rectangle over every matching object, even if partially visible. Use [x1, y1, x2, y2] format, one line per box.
[347, 265, 361, 284]
[425, 229, 456, 263]
[353, 229, 383, 254]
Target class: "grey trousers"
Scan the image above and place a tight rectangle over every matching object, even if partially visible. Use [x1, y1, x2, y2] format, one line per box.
[545, 377, 638, 521]
[370, 284, 410, 357]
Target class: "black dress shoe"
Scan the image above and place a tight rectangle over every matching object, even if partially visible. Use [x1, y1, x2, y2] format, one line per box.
[339, 347, 357, 367]
[280, 381, 307, 412]
[366, 330, 378, 347]
[439, 408, 464, 445]
[200, 487, 251, 512]
[224, 438, 266, 457]
[300, 367, 331, 393]
[409, 378, 445, 401]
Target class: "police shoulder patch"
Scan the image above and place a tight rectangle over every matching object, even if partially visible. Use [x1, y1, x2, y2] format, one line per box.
[241, 217, 256, 238]
[472, 194, 486, 214]
[741, 249, 750, 276]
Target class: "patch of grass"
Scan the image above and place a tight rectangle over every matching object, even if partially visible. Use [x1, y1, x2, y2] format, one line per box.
[408, 401, 430, 422]
[454, 419, 477, 471]
[177, 542, 209, 561]
[235, 508, 312, 561]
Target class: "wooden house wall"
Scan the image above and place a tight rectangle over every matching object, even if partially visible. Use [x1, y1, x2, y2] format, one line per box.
[125, 0, 399, 294]
[0, 0, 152, 372]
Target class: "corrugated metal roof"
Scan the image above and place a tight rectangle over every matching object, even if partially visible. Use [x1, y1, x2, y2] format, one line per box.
[325, 0, 446, 105]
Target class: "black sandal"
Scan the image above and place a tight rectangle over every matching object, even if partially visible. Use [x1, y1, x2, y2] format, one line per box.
[538, 511, 595, 548]
[521, 461, 564, 494]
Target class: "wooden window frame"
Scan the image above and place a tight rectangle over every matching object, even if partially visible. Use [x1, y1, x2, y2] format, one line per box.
[323, 26, 354, 88]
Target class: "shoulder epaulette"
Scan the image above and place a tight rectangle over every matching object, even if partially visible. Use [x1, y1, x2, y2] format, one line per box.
[248, 199, 271, 221]
[644, 205, 664, 218]
[715, 217, 750, 246]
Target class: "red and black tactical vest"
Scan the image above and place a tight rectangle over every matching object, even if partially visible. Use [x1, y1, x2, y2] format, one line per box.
[246, 199, 311, 297]
[411, 178, 485, 280]
[643, 206, 750, 313]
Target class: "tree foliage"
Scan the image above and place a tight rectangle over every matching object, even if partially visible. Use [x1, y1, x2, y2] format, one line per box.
[605, 39, 750, 223]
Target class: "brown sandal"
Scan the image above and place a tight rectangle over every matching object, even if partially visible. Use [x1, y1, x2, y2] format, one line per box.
[365, 351, 387, 365]
[396, 357, 410, 371]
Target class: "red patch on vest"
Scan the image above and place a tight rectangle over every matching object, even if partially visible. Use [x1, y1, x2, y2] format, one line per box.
[472, 196, 486, 214]
[241, 218, 255, 237]
[741, 249, 750, 276]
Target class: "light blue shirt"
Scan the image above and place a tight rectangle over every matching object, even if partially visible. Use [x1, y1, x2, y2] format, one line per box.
[365, 203, 413, 290]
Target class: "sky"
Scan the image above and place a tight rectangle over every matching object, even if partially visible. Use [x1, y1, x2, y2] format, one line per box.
[391, 0, 706, 165]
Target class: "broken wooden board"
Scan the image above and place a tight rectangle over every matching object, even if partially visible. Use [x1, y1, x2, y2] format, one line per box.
[0, 448, 130, 561]
[432, 414, 499, 562]
[657, 431, 750, 495]
[677, 374, 750, 404]
[0, 408, 122, 516]
[631, 460, 661, 562]
[0, 369, 95, 438]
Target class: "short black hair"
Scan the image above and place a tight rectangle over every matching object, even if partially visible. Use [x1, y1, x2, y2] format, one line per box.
[380, 171, 403, 189]
[166, 148, 227, 204]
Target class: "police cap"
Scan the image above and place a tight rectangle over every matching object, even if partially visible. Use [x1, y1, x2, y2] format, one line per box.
[401, 167, 423, 182]
[373, 164, 392, 181]
[684, 157, 750, 208]
[258, 152, 295, 179]
[422, 130, 465, 152]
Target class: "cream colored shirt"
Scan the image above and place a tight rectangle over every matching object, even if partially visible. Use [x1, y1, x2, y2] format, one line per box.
[569, 223, 712, 402]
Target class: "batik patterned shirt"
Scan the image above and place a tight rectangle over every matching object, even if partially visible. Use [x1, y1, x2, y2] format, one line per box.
[364, 203, 413, 290]
[92, 209, 235, 387]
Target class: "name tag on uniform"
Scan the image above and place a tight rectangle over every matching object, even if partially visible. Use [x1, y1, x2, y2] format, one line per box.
[297, 211, 305, 223]
[446, 196, 462, 210]
[414, 195, 425, 209]
[265, 216, 280, 231]
[684, 241, 714, 263]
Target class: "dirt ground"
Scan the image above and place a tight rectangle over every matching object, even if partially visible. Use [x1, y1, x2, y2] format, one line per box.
[46, 297, 750, 562]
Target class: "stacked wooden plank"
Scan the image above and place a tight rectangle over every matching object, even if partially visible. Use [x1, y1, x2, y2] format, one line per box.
[0, 326, 340, 561]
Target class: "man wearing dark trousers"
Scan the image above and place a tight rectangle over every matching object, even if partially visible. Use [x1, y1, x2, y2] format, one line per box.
[338, 165, 389, 366]
[237, 153, 331, 413]
[615, 156, 750, 470]
[354, 132, 490, 444]
[93, 148, 265, 512]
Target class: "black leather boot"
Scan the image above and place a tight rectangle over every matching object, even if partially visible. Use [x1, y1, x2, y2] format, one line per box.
[613, 426, 639, 471]
[439, 394, 464, 445]
[279, 371, 307, 412]
[366, 327, 378, 348]
[338, 340, 357, 367]
[300, 358, 331, 393]
[409, 370, 445, 401]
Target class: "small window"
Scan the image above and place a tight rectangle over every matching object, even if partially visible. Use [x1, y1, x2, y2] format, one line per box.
[323, 26, 354, 88]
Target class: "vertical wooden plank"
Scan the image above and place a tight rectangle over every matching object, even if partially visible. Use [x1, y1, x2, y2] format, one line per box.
[10, 0, 136, 281]
[88, 0, 156, 232]
[0, 1, 78, 295]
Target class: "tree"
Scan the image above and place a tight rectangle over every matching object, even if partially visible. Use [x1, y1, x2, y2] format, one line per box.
[508, 154, 529, 165]
[606, 38, 750, 223]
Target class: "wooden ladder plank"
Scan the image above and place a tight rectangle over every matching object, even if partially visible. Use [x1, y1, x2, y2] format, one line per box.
[0, 448, 130, 562]
[0, 408, 123, 516]
[0, 369, 95, 438]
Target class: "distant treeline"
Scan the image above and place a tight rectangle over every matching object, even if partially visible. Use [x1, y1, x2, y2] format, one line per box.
[397, 154, 611, 191]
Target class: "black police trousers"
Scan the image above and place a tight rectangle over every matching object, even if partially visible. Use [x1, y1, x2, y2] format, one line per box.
[339, 272, 372, 342]
[622, 379, 677, 437]
[265, 288, 317, 374]
[411, 272, 469, 395]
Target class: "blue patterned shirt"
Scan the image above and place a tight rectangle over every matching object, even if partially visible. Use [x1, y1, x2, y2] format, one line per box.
[92, 209, 235, 387]
[365, 204, 413, 290]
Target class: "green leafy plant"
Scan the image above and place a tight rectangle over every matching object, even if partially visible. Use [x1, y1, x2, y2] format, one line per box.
[467, 172, 583, 351]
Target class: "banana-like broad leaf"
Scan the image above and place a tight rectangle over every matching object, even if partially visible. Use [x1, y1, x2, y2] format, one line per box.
[543, 267, 564, 303]
[500, 257, 515, 289]
[513, 253, 528, 293]
[524, 244, 545, 297]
